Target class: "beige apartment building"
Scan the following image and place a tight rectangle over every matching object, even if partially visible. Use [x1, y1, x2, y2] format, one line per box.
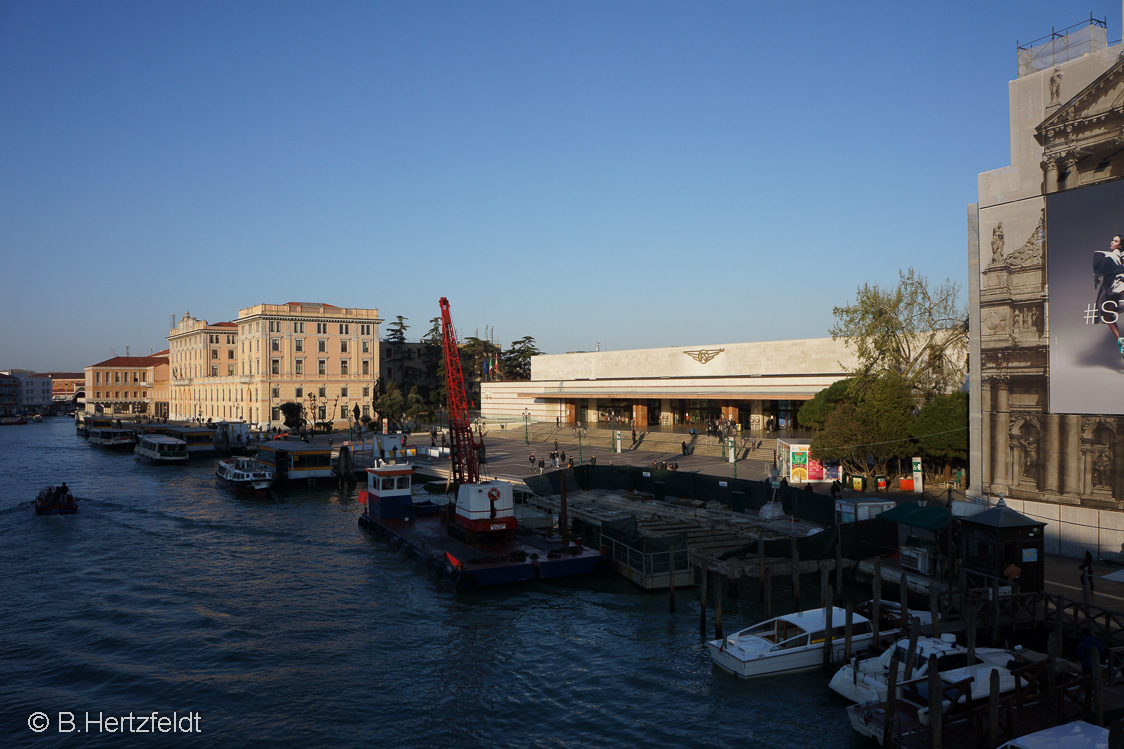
[85, 353, 171, 418]
[167, 302, 382, 429]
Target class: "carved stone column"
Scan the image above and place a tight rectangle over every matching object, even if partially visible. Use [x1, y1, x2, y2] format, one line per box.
[1044, 413, 1061, 494]
[981, 378, 992, 487]
[1063, 414, 1082, 496]
[1043, 156, 1059, 193]
[993, 377, 1010, 491]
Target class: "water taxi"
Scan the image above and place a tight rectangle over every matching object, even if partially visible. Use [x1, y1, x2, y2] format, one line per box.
[134, 434, 189, 464]
[215, 457, 274, 491]
[35, 485, 78, 515]
[160, 426, 217, 457]
[255, 443, 334, 485]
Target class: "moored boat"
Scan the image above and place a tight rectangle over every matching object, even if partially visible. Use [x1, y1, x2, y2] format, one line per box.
[35, 485, 78, 515]
[134, 434, 189, 464]
[215, 457, 274, 491]
[87, 427, 137, 449]
[0, 416, 28, 426]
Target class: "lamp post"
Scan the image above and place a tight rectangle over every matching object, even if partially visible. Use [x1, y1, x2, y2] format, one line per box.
[523, 409, 530, 445]
[577, 427, 583, 466]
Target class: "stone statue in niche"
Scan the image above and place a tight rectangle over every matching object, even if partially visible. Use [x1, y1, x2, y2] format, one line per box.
[1093, 446, 1113, 490]
[1049, 68, 1062, 105]
[1022, 437, 1038, 482]
[990, 223, 1005, 264]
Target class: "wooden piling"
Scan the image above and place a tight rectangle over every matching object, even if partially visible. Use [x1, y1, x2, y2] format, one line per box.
[904, 619, 919, 681]
[882, 652, 899, 749]
[988, 668, 1000, 748]
[763, 565, 773, 618]
[1094, 654, 1105, 727]
[822, 586, 835, 671]
[1045, 631, 1057, 700]
[927, 654, 942, 749]
[929, 586, 941, 638]
[699, 566, 708, 636]
[899, 572, 909, 628]
[835, 536, 844, 604]
[756, 537, 765, 602]
[819, 560, 828, 599]
[714, 574, 724, 641]
[872, 561, 882, 643]
[791, 536, 801, 612]
[668, 547, 676, 613]
[844, 603, 854, 661]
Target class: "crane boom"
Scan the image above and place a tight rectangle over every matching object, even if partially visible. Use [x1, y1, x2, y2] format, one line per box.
[439, 297, 479, 485]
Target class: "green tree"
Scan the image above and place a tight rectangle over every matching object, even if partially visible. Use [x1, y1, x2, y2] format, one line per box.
[911, 390, 969, 480]
[797, 378, 852, 431]
[386, 316, 409, 344]
[831, 267, 967, 403]
[404, 385, 427, 428]
[811, 372, 914, 478]
[501, 336, 541, 381]
[279, 402, 305, 433]
[422, 317, 446, 410]
[373, 381, 406, 430]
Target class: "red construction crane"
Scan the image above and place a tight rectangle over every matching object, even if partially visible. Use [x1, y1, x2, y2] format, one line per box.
[439, 297, 516, 541]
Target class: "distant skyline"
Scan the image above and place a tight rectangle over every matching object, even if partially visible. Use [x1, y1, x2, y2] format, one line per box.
[2, 1, 1119, 371]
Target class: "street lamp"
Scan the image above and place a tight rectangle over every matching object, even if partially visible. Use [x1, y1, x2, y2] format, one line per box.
[523, 409, 530, 445]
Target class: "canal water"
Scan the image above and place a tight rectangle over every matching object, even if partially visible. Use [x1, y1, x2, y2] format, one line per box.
[1, 419, 867, 748]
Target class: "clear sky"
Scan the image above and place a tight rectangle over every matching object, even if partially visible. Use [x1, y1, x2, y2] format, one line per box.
[2, 1, 1119, 371]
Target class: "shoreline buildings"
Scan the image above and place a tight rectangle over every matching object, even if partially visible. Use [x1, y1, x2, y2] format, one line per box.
[968, 17, 1124, 556]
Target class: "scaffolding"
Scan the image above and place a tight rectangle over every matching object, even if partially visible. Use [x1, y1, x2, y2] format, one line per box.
[1017, 15, 1108, 78]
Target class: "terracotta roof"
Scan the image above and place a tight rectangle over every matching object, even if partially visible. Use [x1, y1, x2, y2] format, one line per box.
[43, 372, 86, 379]
[214, 322, 237, 328]
[152, 349, 170, 357]
[283, 302, 340, 309]
[90, 356, 167, 368]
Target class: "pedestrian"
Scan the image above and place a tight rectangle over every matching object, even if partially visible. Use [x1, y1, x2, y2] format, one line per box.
[631, 429, 637, 445]
[1080, 551, 1096, 594]
[401, 434, 407, 448]
[830, 479, 841, 499]
[1076, 627, 1106, 674]
[567, 457, 574, 468]
[803, 483, 814, 493]
[681, 440, 688, 456]
[560, 451, 565, 464]
[1004, 559, 1022, 591]
[556, 416, 560, 429]
[590, 455, 596, 466]
[529, 452, 535, 468]
[538, 458, 545, 474]
[554, 440, 558, 452]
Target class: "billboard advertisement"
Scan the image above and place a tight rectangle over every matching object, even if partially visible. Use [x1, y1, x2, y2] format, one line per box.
[1047, 178, 1124, 414]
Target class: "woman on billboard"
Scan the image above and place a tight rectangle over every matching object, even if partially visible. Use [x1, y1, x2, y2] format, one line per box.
[1093, 234, 1124, 354]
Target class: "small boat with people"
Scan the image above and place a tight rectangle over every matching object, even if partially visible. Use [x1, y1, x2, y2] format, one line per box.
[35, 483, 77, 515]
[134, 433, 189, 464]
[215, 457, 274, 491]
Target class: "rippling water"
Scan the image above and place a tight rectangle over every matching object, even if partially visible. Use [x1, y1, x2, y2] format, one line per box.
[0, 420, 866, 748]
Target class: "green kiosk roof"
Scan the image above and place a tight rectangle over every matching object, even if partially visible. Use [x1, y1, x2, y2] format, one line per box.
[877, 503, 950, 532]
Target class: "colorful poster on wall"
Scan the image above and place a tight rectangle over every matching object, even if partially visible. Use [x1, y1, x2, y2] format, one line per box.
[808, 459, 824, 481]
[790, 449, 808, 481]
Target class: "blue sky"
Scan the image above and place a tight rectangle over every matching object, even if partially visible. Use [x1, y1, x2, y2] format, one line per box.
[2, 1, 1119, 371]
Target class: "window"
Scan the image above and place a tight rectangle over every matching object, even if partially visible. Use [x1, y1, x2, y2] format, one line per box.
[360, 324, 371, 336]
[318, 339, 327, 353]
[362, 340, 370, 353]
[295, 387, 303, 399]
[228, 350, 234, 359]
[211, 349, 218, 360]
[295, 339, 304, 352]
[318, 406, 326, 420]
[362, 360, 370, 375]
[295, 360, 304, 375]
[227, 334, 235, 344]
[211, 365, 218, 377]
[271, 407, 280, 421]
[114, 373, 120, 385]
[319, 386, 326, 398]
[271, 359, 280, 375]
[316, 322, 327, 334]
[95, 372, 101, 384]
[340, 360, 349, 375]
[341, 405, 348, 419]
[227, 365, 234, 376]
[271, 387, 280, 399]
[141, 372, 147, 383]
[341, 386, 349, 397]
[269, 321, 281, 333]
[318, 360, 327, 376]
[340, 323, 349, 335]
[340, 339, 348, 353]
[271, 338, 280, 352]
[362, 405, 370, 418]
[362, 386, 370, 397]
[294, 321, 304, 333]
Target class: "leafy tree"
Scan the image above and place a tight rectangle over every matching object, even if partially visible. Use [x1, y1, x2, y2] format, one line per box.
[404, 385, 428, 428]
[501, 336, 541, 381]
[279, 401, 305, 433]
[911, 390, 969, 480]
[422, 317, 446, 409]
[811, 372, 914, 478]
[460, 336, 501, 406]
[386, 316, 409, 344]
[831, 267, 967, 403]
[797, 378, 852, 431]
[373, 381, 406, 429]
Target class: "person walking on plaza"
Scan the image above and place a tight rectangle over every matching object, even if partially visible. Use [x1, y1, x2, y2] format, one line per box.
[538, 458, 545, 474]
[590, 455, 596, 466]
[830, 479, 841, 499]
[529, 452, 535, 468]
[1080, 551, 1096, 594]
[681, 440, 688, 456]
[631, 429, 637, 446]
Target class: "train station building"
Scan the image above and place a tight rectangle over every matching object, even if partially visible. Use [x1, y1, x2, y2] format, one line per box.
[480, 337, 857, 432]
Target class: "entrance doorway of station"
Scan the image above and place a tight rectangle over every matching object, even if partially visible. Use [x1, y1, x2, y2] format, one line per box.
[671, 399, 721, 426]
[646, 399, 661, 427]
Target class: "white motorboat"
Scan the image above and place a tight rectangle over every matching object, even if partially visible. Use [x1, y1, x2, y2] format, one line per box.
[996, 720, 1107, 749]
[87, 427, 136, 449]
[707, 606, 875, 679]
[829, 632, 1012, 704]
[215, 457, 274, 491]
[134, 434, 189, 464]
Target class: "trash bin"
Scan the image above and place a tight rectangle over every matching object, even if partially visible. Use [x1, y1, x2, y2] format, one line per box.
[875, 475, 888, 492]
[899, 477, 914, 491]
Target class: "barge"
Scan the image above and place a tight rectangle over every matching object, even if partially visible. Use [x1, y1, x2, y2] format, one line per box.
[358, 461, 608, 592]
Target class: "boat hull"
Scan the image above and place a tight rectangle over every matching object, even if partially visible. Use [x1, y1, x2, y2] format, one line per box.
[707, 634, 876, 679]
